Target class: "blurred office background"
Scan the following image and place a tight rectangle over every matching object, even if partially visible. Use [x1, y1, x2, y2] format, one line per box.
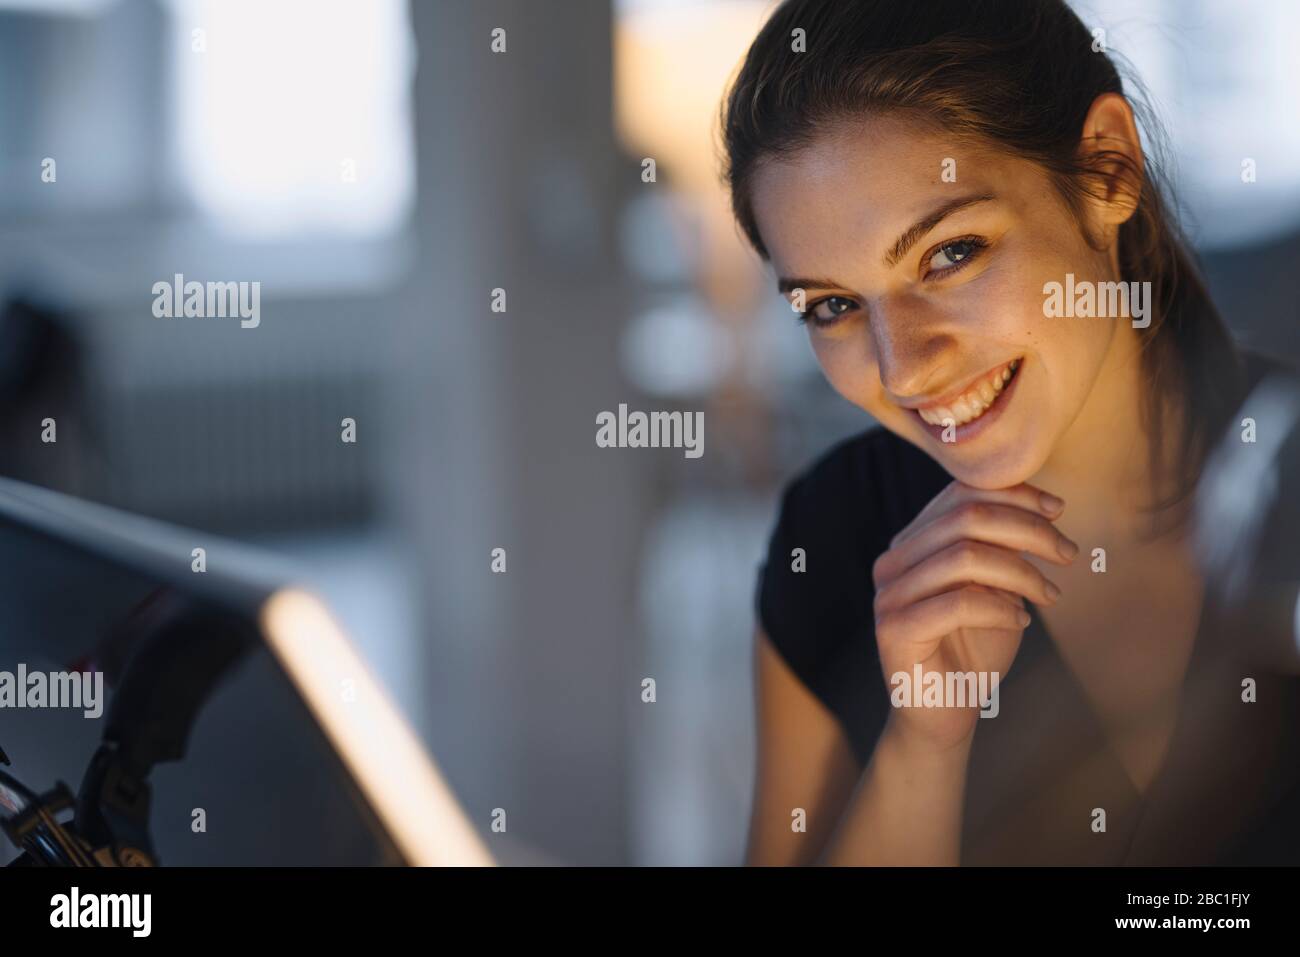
[0, 0, 1296, 865]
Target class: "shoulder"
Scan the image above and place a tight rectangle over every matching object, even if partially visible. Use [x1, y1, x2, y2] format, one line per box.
[766, 426, 951, 560]
[754, 426, 950, 760]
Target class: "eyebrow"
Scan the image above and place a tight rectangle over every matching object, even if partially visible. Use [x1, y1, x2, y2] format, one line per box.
[775, 192, 996, 294]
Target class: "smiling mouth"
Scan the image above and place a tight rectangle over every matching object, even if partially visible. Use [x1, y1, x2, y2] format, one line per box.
[912, 357, 1022, 428]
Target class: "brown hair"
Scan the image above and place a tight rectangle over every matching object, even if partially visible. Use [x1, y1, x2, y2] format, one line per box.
[721, 0, 1243, 512]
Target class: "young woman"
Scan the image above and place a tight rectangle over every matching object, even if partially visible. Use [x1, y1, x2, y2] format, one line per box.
[724, 0, 1300, 865]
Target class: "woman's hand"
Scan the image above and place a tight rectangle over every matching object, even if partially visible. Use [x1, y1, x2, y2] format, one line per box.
[871, 481, 1079, 754]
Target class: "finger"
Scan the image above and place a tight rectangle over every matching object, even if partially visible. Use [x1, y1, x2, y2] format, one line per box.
[955, 582, 1023, 604]
[952, 626, 1025, 644]
[874, 540, 1061, 615]
[891, 481, 1066, 549]
[875, 499, 1078, 587]
[993, 587, 1027, 610]
[877, 586, 1031, 659]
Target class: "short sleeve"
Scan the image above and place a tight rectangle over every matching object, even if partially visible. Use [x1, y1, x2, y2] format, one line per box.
[753, 432, 900, 765]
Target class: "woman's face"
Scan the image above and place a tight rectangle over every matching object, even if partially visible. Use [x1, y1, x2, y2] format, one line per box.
[749, 115, 1123, 489]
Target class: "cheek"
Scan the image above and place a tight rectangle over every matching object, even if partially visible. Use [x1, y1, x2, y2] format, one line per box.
[968, 248, 1114, 405]
[809, 332, 880, 404]
[954, 242, 1060, 346]
[1005, 267, 1118, 410]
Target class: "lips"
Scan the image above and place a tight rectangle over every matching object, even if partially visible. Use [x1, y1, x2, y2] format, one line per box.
[914, 358, 1021, 427]
[907, 357, 1024, 444]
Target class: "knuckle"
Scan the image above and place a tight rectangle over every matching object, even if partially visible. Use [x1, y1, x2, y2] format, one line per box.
[952, 538, 983, 569]
[871, 550, 892, 587]
[950, 586, 979, 618]
[874, 609, 897, 644]
[872, 583, 891, 617]
[955, 500, 989, 529]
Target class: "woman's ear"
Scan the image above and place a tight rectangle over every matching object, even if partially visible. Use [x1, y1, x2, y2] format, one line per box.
[1071, 91, 1144, 239]
[1079, 92, 1144, 233]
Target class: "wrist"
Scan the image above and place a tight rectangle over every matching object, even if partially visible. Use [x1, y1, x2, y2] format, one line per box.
[881, 713, 977, 768]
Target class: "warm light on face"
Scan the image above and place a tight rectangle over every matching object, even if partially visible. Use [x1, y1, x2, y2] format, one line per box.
[750, 119, 1122, 490]
[260, 588, 494, 867]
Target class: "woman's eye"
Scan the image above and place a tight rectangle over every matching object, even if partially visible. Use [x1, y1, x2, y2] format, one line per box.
[798, 296, 857, 327]
[925, 237, 986, 277]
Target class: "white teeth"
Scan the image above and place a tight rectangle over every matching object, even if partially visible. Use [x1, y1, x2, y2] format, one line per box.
[915, 359, 1020, 429]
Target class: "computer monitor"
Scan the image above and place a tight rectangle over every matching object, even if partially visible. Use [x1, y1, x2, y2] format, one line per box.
[0, 476, 492, 866]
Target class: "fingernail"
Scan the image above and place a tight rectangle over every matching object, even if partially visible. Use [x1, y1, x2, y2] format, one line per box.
[1058, 537, 1079, 560]
[1018, 609, 1032, 627]
[1039, 492, 1065, 513]
[1044, 580, 1061, 601]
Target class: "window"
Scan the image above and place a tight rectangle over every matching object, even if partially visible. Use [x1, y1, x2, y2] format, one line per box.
[165, 0, 415, 239]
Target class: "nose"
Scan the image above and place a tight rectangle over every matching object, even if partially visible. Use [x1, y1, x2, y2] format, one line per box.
[870, 298, 959, 400]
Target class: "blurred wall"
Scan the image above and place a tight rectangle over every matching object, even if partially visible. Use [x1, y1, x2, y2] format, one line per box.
[387, 0, 646, 865]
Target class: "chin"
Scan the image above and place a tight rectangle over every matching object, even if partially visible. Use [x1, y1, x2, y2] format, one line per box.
[937, 451, 1041, 490]
[878, 402, 1047, 487]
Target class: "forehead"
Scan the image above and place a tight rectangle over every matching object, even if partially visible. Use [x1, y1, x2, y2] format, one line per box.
[748, 114, 1025, 277]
